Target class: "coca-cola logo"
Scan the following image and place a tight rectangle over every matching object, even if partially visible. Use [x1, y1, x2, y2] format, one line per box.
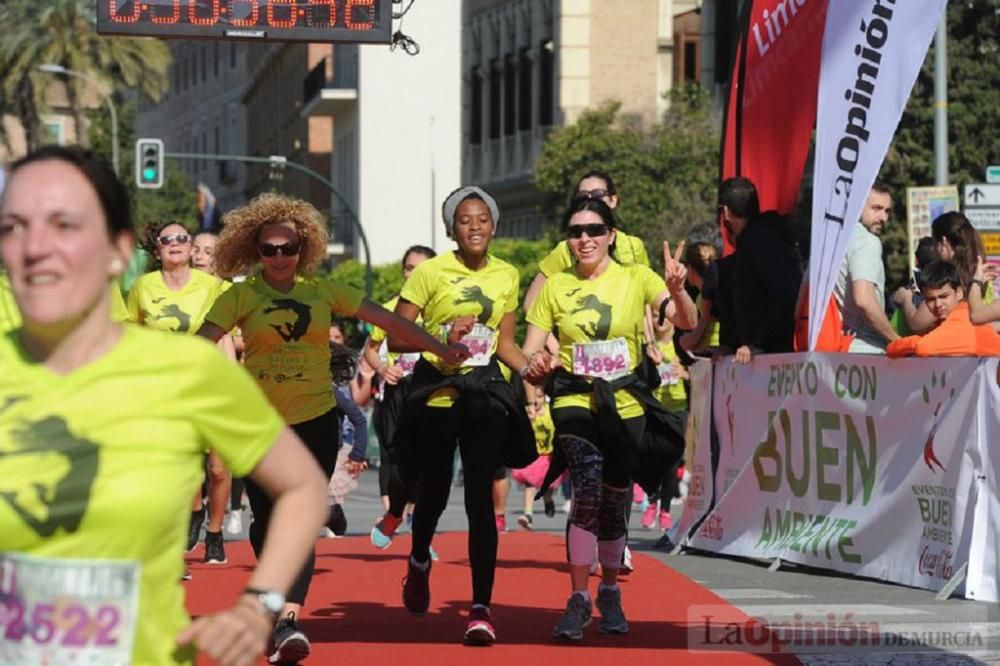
[699, 514, 724, 541]
[918, 545, 954, 579]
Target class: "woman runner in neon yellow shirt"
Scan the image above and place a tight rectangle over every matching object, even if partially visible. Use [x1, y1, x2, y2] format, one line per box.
[0, 145, 329, 666]
[522, 197, 696, 642]
[197, 193, 468, 663]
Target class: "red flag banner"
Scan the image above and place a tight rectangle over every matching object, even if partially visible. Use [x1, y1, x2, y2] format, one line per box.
[720, 0, 830, 253]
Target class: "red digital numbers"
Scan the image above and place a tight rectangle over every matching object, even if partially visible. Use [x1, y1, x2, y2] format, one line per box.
[107, 1, 377, 31]
[190, 0, 222, 26]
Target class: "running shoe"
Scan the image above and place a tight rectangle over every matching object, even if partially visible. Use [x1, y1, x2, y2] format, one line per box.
[402, 558, 432, 616]
[463, 606, 496, 646]
[327, 504, 347, 537]
[224, 510, 243, 536]
[552, 594, 592, 641]
[430, 546, 439, 562]
[595, 586, 629, 634]
[268, 612, 310, 665]
[371, 512, 403, 549]
[203, 530, 227, 564]
[658, 510, 672, 531]
[186, 508, 205, 552]
[544, 497, 556, 517]
[517, 513, 533, 530]
[495, 514, 507, 533]
[620, 545, 634, 575]
[640, 504, 658, 529]
[181, 567, 192, 581]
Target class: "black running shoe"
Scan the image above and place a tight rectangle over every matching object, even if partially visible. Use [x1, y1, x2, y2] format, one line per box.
[186, 507, 205, 552]
[327, 504, 347, 537]
[402, 558, 432, 616]
[203, 530, 227, 564]
[544, 497, 556, 518]
[268, 612, 310, 664]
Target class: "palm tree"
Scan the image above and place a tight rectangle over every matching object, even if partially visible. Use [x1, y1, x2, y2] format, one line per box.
[0, 0, 170, 151]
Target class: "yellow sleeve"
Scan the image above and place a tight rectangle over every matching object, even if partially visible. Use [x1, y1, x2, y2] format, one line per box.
[400, 261, 434, 309]
[502, 265, 519, 313]
[109, 284, 129, 323]
[631, 234, 650, 266]
[636, 265, 667, 305]
[204, 281, 242, 331]
[526, 278, 555, 332]
[188, 341, 284, 476]
[537, 242, 573, 278]
[324, 280, 365, 317]
[370, 325, 388, 344]
[125, 280, 142, 323]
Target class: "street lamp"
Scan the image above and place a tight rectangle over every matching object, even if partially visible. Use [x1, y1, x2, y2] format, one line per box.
[37, 64, 119, 176]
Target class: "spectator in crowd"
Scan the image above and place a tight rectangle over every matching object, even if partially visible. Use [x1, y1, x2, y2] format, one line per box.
[717, 176, 803, 364]
[678, 241, 720, 354]
[833, 181, 898, 353]
[892, 236, 937, 335]
[887, 260, 1000, 357]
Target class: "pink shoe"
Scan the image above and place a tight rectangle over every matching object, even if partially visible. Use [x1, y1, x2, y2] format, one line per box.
[658, 510, 671, 531]
[495, 514, 507, 533]
[640, 504, 657, 529]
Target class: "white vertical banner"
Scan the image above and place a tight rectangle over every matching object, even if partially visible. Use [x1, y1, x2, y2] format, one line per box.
[672, 360, 713, 544]
[965, 358, 1000, 603]
[807, 0, 947, 350]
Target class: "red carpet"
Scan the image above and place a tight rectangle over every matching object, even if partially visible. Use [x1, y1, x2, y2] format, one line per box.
[185, 532, 800, 665]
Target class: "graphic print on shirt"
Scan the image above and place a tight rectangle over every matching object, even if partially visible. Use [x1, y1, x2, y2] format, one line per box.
[264, 299, 312, 342]
[0, 416, 98, 537]
[154, 303, 192, 332]
[570, 293, 613, 340]
[452, 282, 494, 324]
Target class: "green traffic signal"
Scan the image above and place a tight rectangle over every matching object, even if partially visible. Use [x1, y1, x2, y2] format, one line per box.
[142, 167, 157, 182]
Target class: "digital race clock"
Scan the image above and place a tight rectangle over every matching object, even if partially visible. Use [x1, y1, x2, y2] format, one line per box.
[97, 0, 391, 43]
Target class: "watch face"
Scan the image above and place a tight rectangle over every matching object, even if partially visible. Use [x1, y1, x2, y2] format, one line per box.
[259, 591, 285, 613]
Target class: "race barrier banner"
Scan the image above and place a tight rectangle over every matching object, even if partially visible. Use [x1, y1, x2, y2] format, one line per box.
[680, 353, 999, 603]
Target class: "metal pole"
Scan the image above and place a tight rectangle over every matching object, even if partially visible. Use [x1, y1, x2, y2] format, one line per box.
[104, 94, 120, 177]
[933, 17, 948, 186]
[163, 152, 373, 297]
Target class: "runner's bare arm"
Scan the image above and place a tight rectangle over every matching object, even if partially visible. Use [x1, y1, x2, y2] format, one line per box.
[523, 272, 547, 311]
[360, 298, 469, 365]
[196, 321, 227, 344]
[496, 311, 530, 374]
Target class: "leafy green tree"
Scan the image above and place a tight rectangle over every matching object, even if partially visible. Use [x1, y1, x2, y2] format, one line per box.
[534, 86, 720, 271]
[881, 0, 1000, 288]
[0, 0, 169, 150]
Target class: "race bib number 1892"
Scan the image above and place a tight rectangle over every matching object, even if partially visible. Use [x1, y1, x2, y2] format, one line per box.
[572, 338, 631, 380]
[0, 553, 140, 665]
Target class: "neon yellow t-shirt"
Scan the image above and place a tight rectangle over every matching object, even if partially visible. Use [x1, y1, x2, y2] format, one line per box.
[204, 274, 365, 424]
[527, 261, 666, 419]
[0, 326, 282, 665]
[1, 273, 129, 330]
[0, 272, 20, 333]
[537, 231, 649, 278]
[532, 402, 555, 455]
[400, 251, 519, 407]
[652, 339, 688, 413]
[127, 269, 229, 334]
[696, 294, 720, 348]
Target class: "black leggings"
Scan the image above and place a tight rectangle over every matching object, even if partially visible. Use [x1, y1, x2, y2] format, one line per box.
[245, 407, 340, 605]
[410, 404, 506, 607]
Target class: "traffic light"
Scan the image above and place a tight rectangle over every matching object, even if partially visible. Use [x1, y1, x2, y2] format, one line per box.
[135, 138, 164, 189]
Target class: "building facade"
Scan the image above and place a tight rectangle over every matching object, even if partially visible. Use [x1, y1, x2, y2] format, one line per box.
[461, 0, 701, 239]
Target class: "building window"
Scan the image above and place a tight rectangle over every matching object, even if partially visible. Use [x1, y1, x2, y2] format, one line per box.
[201, 47, 207, 84]
[503, 56, 516, 136]
[214, 43, 219, 78]
[488, 58, 500, 140]
[518, 48, 532, 131]
[539, 40, 554, 127]
[470, 70, 482, 145]
[42, 120, 64, 145]
[230, 42, 237, 68]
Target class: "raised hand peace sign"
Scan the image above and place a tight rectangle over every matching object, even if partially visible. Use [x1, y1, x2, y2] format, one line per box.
[663, 240, 687, 293]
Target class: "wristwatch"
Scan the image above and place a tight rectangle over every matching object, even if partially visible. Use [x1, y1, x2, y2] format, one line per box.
[242, 587, 285, 617]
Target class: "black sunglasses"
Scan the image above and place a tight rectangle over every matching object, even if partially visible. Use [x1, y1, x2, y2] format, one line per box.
[574, 188, 611, 201]
[566, 223, 610, 240]
[259, 242, 300, 257]
[158, 233, 190, 246]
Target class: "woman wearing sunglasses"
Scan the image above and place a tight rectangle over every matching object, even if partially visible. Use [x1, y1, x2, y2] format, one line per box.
[521, 197, 696, 642]
[389, 186, 536, 646]
[0, 145, 330, 666]
[127, 222, 234, 566]
[523, 170, 650, 312]
[196, 193, 468, 663]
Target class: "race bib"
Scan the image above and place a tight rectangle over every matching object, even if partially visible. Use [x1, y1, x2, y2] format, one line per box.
[442, 323, 495, 367]
[395, 353, 421, 377]
[0, 553, 140, 665]
[658, 361, 681, 386]
[573, 338, 631, 380]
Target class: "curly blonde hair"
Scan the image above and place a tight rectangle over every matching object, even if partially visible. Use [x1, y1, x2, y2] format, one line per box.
[214, 193, 329, 278]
